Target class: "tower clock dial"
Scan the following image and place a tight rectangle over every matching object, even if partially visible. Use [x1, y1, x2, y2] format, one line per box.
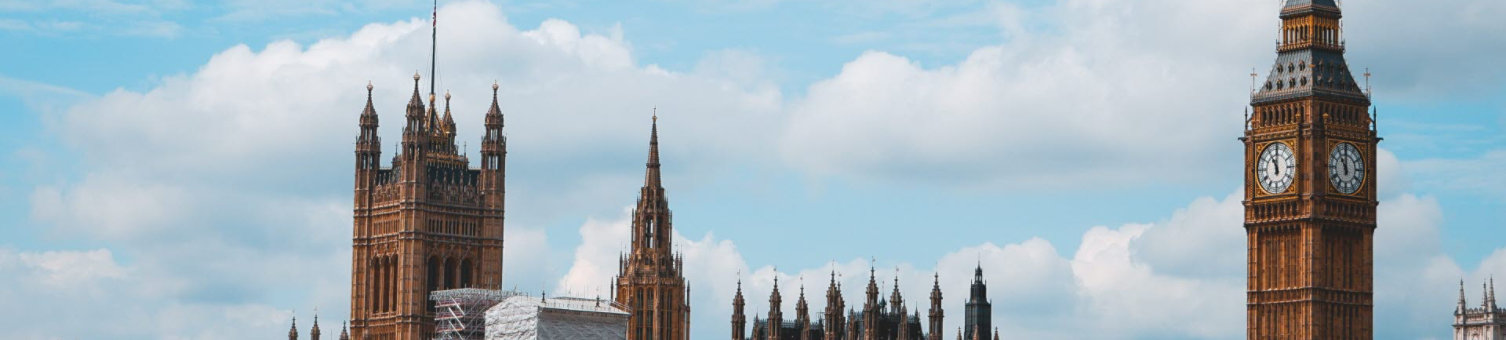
[1256, 142, 1296, 194]
[1329, 143, 1365, 194]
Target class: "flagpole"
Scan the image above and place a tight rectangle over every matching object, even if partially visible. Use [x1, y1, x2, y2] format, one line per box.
[429, 0, 437, 97]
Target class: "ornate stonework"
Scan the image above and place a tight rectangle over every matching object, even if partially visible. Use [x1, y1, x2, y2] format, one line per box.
[614, 115, 692, 340]
[1456, 279, 1505, 340]
[1243, 0, 1378, 338]
[349, 78, 507, 340]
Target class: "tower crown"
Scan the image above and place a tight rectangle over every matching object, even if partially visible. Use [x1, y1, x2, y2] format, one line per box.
[1254, 0, 1366, 105]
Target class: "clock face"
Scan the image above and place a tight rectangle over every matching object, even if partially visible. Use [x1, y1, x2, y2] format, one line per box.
[1328, 143, 1365, 194]
[1256, 142, 1296, 194]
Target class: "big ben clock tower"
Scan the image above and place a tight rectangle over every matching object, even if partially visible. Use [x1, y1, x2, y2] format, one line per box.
[1243, 0, 1378, 338]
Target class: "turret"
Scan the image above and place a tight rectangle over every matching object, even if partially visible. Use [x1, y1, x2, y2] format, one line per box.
[795, 284, 810, 339]
[478, 82, 506, 243]
[288, 316, 298, 340]
[865, 267, 879, 310]
[1488, 277, 1498, 310]
[310, 314, 321, 340]
[733, 279, 746, 340]
[768, 276, 783, 340]
[356, 82, 381, 172]
[929, 273, 944, 340]
[823, 271, 845, 340]
[339, 322, 349, 340]
[889, 275, 905, 315]
[964, 264, 992, 340]
[402, 73, 426, 153]
[441, 91, 457, 143]
[1459, 280, 1469, 314]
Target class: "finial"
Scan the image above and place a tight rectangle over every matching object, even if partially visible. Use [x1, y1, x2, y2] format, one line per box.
[652, 106, 657, 122]
[444, 90, 451, 101]
[1249, 68, 1258, 94]
[414, 72, 421, 81]
[366, 81, 373, 93]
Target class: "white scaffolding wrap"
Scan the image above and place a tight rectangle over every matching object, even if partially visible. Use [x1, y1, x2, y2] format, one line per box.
[484, 295, 629, 340]
[431, 289, 522, 340]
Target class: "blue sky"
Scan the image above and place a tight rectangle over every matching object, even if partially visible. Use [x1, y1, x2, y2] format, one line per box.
[2, 0, 1505, 339]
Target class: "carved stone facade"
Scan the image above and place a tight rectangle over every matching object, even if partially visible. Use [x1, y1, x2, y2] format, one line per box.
[732, 269, 997, 340]
[1243, 0, 1378, 338]
[1456, 279, 1505, 340]
[349, 77, 507, 340]
[614, 116, 692, 340]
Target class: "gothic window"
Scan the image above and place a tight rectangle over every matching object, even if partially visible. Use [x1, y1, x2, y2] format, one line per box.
[445, 258, 458, 290]
[426, 256, 439, 307]
[460, 259, 473, 288]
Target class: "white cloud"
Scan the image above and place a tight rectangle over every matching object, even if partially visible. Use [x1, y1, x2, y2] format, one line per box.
[549, 179, 1494, 339]
[779, 0, 1276, 188]
[21, 1, 781, 338]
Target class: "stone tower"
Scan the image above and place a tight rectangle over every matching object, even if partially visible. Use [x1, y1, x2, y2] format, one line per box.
[825, 272, 847, 340]
[1243, 0, 1378, 338]
[614, 114, 691, 340]
[1456, 278, 1506, 340]
[963, 266, 991, 340]
[349, 78, 507, 340]
[732, 279, 747, 340]
[928, 274, 944, 340]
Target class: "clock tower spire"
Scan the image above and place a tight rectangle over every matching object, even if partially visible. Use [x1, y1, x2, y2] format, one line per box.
[1244, 0, 1379, 338]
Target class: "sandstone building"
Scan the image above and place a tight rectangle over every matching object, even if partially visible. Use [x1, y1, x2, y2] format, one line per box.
[731, 266, 998, 340]
[348, 77, 508, 340]
[1243, 0, 1378, 338]
[612, 115, 693, 340]
[1456, 279, 1505, 340]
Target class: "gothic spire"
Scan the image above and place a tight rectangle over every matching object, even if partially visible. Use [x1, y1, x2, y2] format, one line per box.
[288, 316, 298, 340]
[1489, 276, 1498, 310]
[645, 109, 661, 188]
[360, 82, 377, 126]
[339, 321, 349, 340]
[407, 73, 423, 113]
[311, 313, 321, 340]
[442, 90, 456, 135]
[1459, 279, 1469, 313]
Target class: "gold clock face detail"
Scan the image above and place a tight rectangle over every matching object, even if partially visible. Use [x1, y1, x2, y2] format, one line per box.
[1329, 142, 1365, 194]
[1257, 142, 1296, 194]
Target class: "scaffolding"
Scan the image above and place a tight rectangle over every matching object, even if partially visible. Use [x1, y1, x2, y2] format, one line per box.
[484, 295, 629, 340]
[431, 288, 521, 340]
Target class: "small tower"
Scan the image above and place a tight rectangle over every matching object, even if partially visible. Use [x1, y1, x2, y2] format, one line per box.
[890, 275, 906, 315]
[768, 277, 783, 340]
[964, 265, 992, 340]
[288, 316, 298, 340]
[928, 273, 944, 340]
[401, 73, 426, 157]
[1489, 277, 1498, 311]
[356, 82, 382, 175]
[795, 283, 811, 339]
[823, 271, 846, 340]
[339, 322, 349, 340]
[310, 314, 321, 340]
[732, 279, 746, 340]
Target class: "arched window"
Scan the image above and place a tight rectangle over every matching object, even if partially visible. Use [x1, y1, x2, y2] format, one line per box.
[460, 259, 473, 288]
[445, 258, 458, 290]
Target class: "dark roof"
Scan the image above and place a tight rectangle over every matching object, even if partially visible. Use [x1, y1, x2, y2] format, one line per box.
[1284, 0, 1338, 8]
[1251, 49, 1368, 105]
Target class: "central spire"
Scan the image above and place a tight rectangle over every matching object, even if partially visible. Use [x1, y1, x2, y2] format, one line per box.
[645, 108, 661, 188]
